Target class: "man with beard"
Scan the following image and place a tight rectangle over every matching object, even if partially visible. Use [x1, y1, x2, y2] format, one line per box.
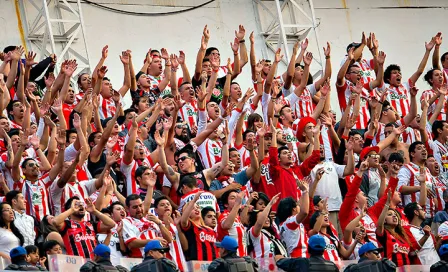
[310, 135, 354, 237]
[122, 194, 173, 258]
[52, 196, 115, 259]
[398, 141, 437, 219]
[403, 203, 440, 265]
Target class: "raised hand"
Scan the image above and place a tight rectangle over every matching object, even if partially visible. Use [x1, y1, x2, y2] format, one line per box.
[312, 120, 321, 135]
[249, 31, 255, 44]
[350, 80, 363, 95]
[145, 49, 153, 64]
[97, 66, 108, 79]
[347, 47, 355, 61]
[270, 193, 281, 206]
[231, 38, 240, 53]
[102, 45, 109, 59]
[257, 124, 268, 138]
[434, 32, 443, 46]
[11, 46, 24, 61]
[376, 51, 386, 65]
[203, 25, 210, 41]
[255, 60, 264, 74]
[361, 32, 367, 45]
[301, 38, 309, 51]
[292, 41, 299, 55]
[319, 114, 332, 127]
[161, 48, 169, 60]
[323, 42, 331, 57]
[178, 51, 186, 65]
[44, 73, 55, 89]
[106, 135, 118, 150]
[359, 160, 370, 171]
[29, 133, 40, 148]
[154, 130, 166, 147]
[315, 167, 325, 181]
[85, 198, 96, 213]
[170, 54, 180, 70]
[148, 171, 157, 187]
[120, 51, 130, 65]
[303, 52, 313, 66]
[320, 80, 330, 97]
[371, 33, 379, 50]
[235, 24, 246, 41]
[393, 125, 405, 136]
[426, 36, 436, 51]
[247, 138, 255, 151]
[274, 48, 283, 63]
[106, 151, 120, 166]
[25, 51, 37, 67]
[366, 33, 373, 50]
[56, 128, 66, 146]
[163, 116, 173, 131]
[417, 167, 427, 183]
[226, 58, 233, 75]
[43, 116, 55, 129]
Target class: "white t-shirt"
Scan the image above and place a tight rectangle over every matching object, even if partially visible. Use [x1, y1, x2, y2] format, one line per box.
[310, 162, 345, 211]
[408, 225, 440, 265]
[0, 228, 20, 256]
[97, 225, 124, 266]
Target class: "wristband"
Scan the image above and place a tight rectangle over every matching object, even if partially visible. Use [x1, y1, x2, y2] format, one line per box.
[341, 135, 349, 140]
[213, 68, 219, 73]
[239, 39, 245, 43]
[301, 189, 309, 194]
[325, 56, 330, 59]
[234, 53, 238, 56]
[274, 114, 280, 118]
[34, 147, 40, 151]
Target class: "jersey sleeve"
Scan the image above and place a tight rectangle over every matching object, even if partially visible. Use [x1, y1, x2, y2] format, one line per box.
[81, 179, 98, 196]
[334, 163, 346, 179]
[122, 219, 138, 245]
[397, 167, 411, 192]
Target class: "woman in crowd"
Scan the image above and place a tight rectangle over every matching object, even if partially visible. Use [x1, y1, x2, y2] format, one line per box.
[0, 203, 24, 259]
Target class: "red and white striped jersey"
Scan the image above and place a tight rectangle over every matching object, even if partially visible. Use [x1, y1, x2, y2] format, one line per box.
[355, 208, 379, 247]
[98, 95, 116, 120]
[9, 120, 22, 130]
[15, 174, 52, 221]
[421, 89, 447, 121]
[120, 157, 158, 196]
[178, 188, 220, 213]
[248, 227, 274, 259]
[278, 119, 301, 163]
[342, 239, 362, 260]
[122, 216, 162, 258]
[197, 138, 223, 169]
[383, 79, 412, 118]
[398, 163, 436, 218]
[50, 179, 97, 215]
[336, 80, 373, 130]
[148, 74, 171, 97]
[372, 119, 405, 146]
[320, 232, 342, 263]
[89, 190, 120, 206]
[178, 100, 198, 131]
[433, 176, 447, 211]
[279, 215, 308, 258]
[166, 223, 187, 272]
[217, 210, 247, 257]
[291, 84, 317, 119]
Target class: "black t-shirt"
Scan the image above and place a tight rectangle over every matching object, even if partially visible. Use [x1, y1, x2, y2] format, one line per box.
[192, 75, 228, 104]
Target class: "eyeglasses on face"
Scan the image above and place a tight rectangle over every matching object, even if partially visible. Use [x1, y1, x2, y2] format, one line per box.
[176, 156, 190, 163]
[368, 154, 380, 159]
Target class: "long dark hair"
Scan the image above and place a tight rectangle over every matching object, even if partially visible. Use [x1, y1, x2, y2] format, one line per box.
[0, 203, 24, 245]
[39, 215, 58, 240]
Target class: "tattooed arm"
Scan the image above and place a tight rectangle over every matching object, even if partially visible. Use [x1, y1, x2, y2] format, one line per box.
[204, 141, 228, 185]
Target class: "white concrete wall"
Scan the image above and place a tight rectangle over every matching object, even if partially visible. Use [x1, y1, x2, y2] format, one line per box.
[3, 0, 448, 115]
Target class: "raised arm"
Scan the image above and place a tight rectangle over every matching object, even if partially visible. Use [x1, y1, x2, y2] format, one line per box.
[178, 51, 191, 83]
[409, 37, 435, 85]
[245, 138, 259, 178]
[337, 48, 354, 87]
[181, 191, 202, 228]
[91, 45, 108, 88]
[264, 49, 282, 94]
[432, 32, 443, 70]
[230, 38, 240, 80]
[122, 117, 137, 165]
[118, 51, 131, 97]
[155, 129, 179, 184]
[194, 26, 209, 81]
[369, 51, 386, 89]
[376, 190, 392, 236]
[90, 103, 121, 162]
[157, 48, 171, 92]
[249, 32, 257, 82]
[6, 47, 23, 90]
[252, 193, 280, 237]
[282, 41, 299, 90]
[292, 52, 312, 97]
[221, 191, 244, 230]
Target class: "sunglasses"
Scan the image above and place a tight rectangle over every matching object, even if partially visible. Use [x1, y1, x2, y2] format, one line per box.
[370, 251, 380, 256]
[27, 162, 39, 168]
[368, 154, 380, 159]
[176, 156, 190, 163]
[176, 124, 187, 129]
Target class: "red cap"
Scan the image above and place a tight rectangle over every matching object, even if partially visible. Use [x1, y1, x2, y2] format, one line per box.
[295, 117, 317, 142]
[359, 146, 380, 160]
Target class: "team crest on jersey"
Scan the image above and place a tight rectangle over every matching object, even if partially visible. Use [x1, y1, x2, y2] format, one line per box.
[389, 92, 407, 100]
[213, 147, 220, 155]
[285, 134, 297, 143]
[187, 108, 197, 117]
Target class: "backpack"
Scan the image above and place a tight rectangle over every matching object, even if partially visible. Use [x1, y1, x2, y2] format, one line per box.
[80, 260, 128, 272]
[247, 228, 288, 257]
[225, 257, 257, 272]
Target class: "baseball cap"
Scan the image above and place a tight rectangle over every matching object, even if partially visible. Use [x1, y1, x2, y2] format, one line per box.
[93, 244, 111, 258]
[10, 247, 27, 259]
[346, 42, 362, 52]
[440, 244, 448, 256]
[313, 196, 323, 206]
[144, 240, 169, 254]
[215, 236, 238, 252]
[308, 234, 326, 251]
[360, 146, 380, 161]
[358, 242, 384, 256]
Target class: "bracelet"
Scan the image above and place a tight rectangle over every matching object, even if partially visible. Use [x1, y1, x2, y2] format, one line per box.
[34, 147, 40, 151]
[213, 68, 219, 73]
[165, 64, 171, 67]
[227, 72, 232, 75]
[233, 53, 238, 56]
[325, 56, 330, 59]
[274, 114, 280, 118]
[301, 189, 309, 194]
[171, 68, 178, 72]
[239, 39, 245, 43]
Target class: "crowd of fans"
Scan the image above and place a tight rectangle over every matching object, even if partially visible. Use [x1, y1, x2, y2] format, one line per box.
[1, 23, 448, 271]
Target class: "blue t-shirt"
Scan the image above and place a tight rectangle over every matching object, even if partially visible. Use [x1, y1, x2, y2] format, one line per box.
[210, 170, 249, 210]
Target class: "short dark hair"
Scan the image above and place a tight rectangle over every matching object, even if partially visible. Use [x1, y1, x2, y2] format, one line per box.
[349, 130, 362, 138]
[5, 190, 21, 206]
[108, 201, 125, 213]
[404, 202, 420, 221]
[384, 64, 401, 84]
[347, 64, 359, 74]
[179, 81, 192, 90]
[250, 192, 270, 207]
[385, 122, 398, 129]
[21, 158, 36, 169]
[382, 100, 391, 112]
[25, 245, 38, 254]
[205, 47, 219, 56]
[278, 146, 289, 158]
[66, 129, 77, 142]
[135, 166, 150, 184]
[228, 147, 238, 154]
[201, 206, 215, 219]
[88, 131, 102, 146]
[409, 141, 425, 159]
[126, 194, 141, 207]
[242, 130, 256, 141]
[154, 196, 170, 208]
[6, 100, 20, 116]
[221, 189, 239, 207]
[174, 145, 195, 160]
[388, 152, 404, 164]
[7, 128, 20, 139]
[64, 196, 80, 212]
[432, 120, 447, 138]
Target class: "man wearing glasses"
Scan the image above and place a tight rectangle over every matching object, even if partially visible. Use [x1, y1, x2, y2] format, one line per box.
[342, 242, 397, 272]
